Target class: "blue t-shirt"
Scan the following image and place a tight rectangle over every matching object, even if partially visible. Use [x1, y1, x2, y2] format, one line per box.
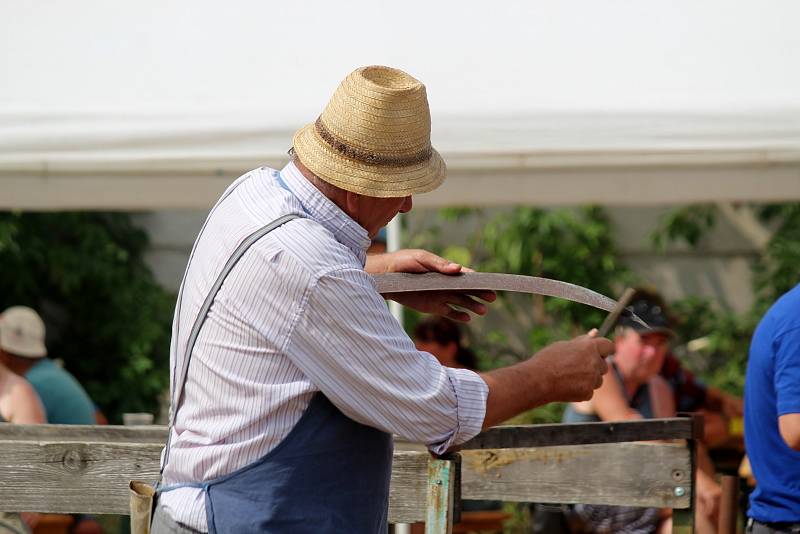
[25, 358, 96, 425]
[745, 283, 800, 522]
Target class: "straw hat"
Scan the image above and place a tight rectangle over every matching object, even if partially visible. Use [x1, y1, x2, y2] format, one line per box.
[292, 66, 446, 198]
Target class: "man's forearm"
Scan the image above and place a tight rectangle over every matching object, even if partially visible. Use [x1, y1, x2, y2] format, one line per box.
[480, 360, 554, 429]
[478, 335, 611, 429]
[364, 252, 391, 274]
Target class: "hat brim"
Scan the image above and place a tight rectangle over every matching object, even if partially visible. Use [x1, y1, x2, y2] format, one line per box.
[1, 338, 47, 359]
[630, 325, 676, 339]
[292, 123, 446, 198]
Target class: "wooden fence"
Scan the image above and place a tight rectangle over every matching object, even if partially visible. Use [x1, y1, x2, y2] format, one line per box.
[0, 416, 701, 533]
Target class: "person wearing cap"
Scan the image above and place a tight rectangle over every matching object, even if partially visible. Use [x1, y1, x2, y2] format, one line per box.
[0, 306, 95, 426]
[0, 308, 46, 425]
[0, 307, 102, 534]
[744, 283, 800, 533]
[154, 65, 612, 534]
[562, 290, 721, 534]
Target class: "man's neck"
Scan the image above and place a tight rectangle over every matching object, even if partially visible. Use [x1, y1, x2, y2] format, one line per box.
[292, 159, 352, 216]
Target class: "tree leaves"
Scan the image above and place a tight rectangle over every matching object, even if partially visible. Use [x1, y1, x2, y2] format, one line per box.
[0, 212, 173, 422]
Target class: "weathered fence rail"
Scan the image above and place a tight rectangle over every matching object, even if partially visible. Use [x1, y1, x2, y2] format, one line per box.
[0, 416, 700, 532]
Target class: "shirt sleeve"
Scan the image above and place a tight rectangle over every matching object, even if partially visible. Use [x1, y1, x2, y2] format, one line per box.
[283, 266, 488, 454]
[775, 326, 800, 417]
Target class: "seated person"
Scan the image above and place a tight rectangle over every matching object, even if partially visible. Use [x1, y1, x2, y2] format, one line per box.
[414, 315, 478, 370]
[661, 350, 743, 448]
[413, 317, 505, 532]
[0, 307, 103, 534]
[562, 292, 719, 534]
[0, 307, 95, 425]
[0, 310, 46, 534]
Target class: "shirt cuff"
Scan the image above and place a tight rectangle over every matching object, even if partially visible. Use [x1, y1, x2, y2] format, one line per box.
[428, 368, 489, 455]
[777, 400, 800, 416]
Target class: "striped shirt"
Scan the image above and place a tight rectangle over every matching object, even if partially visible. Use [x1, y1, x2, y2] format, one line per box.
[159, 162, 488, 531]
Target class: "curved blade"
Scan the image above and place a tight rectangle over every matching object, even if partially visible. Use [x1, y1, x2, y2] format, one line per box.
[372, 272, 647, 328]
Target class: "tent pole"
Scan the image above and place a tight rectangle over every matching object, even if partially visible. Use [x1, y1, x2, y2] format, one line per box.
[387, 215, 404, 326]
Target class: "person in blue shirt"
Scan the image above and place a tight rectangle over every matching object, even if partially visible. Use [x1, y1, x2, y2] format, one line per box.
[745, 283, 800, 533]
[0, 306, 95, 425]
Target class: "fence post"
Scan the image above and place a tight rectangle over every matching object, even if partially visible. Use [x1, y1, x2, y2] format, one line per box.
[673, 413, 703, 534]
[425, 455, 458, 534]
[718, 475, 739, 534]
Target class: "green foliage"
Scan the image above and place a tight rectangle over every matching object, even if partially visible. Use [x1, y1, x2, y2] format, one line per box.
[475, 206, 633, 333]
[650, 202, 800, 395]
[753, 203, 800, 308]
[650, 204, 716, 251]
[668, 297, 756, 396]
[0, 212, 174, 422]
[406, 206, 632, 424]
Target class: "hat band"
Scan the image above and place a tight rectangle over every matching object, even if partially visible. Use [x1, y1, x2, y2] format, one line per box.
[314, 118, 432, 167]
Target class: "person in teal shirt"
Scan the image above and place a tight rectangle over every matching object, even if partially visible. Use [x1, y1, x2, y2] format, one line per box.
[0, 306, 95, 424]
[0, 306, 102, 533]
[24, 358, 96, 425]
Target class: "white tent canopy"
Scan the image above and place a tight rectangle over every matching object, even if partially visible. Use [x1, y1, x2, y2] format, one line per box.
[2, 1, 800, 209]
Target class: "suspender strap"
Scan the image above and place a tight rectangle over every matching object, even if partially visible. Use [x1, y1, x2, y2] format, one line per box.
[160, 213, 301, 476]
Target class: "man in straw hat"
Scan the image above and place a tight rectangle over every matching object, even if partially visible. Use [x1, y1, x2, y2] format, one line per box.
[154, 65, 612, 533]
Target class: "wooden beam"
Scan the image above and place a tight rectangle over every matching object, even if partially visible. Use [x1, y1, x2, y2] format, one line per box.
[0, 424, 167, 443]
[460, 442, 691, 508]
[0, 439, 162, 514]
[0, 418, 698, 449]
[0, 440, 691, 517]
[461, 418, 697, 449]
[388, 452, 428, 523]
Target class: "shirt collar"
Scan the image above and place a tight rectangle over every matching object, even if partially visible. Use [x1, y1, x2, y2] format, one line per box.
[280, 161, 371, 264]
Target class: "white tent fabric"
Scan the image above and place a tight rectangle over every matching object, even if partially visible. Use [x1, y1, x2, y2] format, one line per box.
[2, 1, 800, 209]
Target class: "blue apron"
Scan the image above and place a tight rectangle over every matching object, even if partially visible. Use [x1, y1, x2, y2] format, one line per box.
[158, 172, 394, 533]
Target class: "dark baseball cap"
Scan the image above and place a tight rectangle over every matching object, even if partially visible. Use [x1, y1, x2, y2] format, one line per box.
[617, 292, 675, 338]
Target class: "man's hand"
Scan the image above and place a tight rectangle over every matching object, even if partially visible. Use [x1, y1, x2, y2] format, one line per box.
[366, 249, 464, 275]
[532, 334, 613, 402]
[481, 333, 613, 428]
[366, 249, 496, 322]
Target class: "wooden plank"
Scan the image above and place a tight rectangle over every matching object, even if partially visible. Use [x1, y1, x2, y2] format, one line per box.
[0, 424, 167, 444]
[460, 442, 692, 508]
[0, 418, 697, 449]
[425, 458, 455, 534]
[673, 437, 697, 533]
[388, 452, 428, 523]
[462, 418, 696, 449]
[0, 440, 162, 514]
[0, 440, 691, 516]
